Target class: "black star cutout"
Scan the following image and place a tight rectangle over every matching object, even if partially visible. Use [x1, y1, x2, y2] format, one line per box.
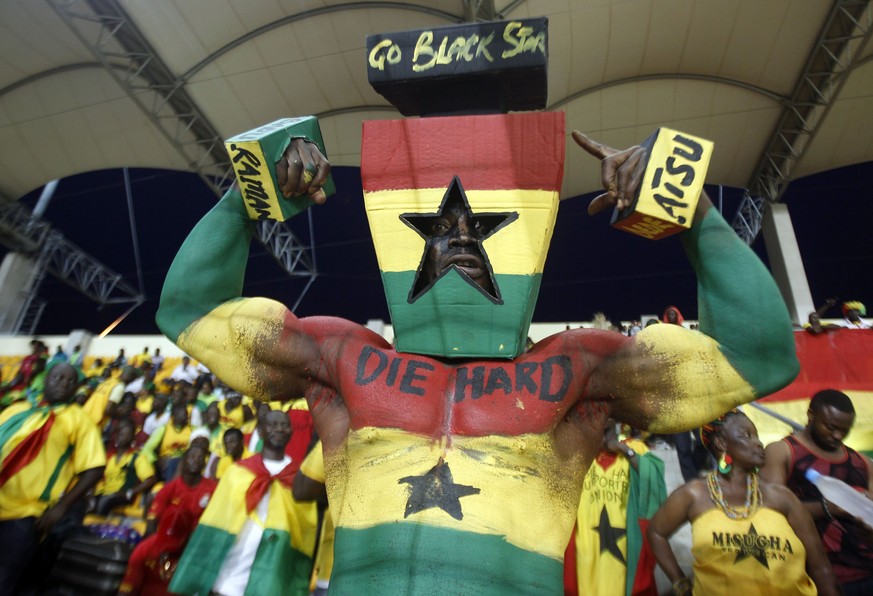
[398, 458, 480, 521]
[400, 175, 517, 304]
[593, 506, 626, 564]
[733, 523, 770, 569]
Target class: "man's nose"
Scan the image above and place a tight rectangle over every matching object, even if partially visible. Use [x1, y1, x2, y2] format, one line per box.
[449, 218, 474, 246]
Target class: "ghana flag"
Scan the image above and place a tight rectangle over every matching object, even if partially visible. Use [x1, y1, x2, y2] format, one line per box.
[324, 427, 587, 595]
[169, 456, 318, 596]
[361, 112, 565, 359]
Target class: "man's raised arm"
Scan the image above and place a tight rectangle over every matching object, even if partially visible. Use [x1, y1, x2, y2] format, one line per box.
[576, 131, 799, 431]
[156, 139, 329, 399]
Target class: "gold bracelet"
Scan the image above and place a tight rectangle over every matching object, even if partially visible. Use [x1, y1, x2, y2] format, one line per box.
[672, 576, 692, 595]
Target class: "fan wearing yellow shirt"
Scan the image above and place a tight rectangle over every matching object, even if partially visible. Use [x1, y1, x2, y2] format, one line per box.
[0, 363, 106, 593]
[93, 419, 157, 515]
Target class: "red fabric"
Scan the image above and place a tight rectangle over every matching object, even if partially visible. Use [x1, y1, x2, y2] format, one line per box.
[148, 476, 217, 522]
[0, 412, 55, 489]
[236, 454, 298, 513]
[361, 112, 565, 192]
[630, 519, 659, 596]
[761, 329, 873, 402]
[563, 524, 578, 595]
[284, 409, 314, 463]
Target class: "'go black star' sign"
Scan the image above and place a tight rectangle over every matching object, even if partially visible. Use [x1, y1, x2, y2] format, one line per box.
[593, 506, 627, 564]
[400, 176, 517, 304]
[399, 458, 480, 521]
[733, 523, 770, 569]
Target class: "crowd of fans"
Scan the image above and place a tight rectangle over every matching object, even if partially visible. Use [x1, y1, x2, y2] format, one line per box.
[0, 307, 871, 595]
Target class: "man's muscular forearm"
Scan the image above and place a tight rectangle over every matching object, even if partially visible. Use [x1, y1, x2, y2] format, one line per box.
[681, 191, 799, 397]
[157, 186, 254, 343]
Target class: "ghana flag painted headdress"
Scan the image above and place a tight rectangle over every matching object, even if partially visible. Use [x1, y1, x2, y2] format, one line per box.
[362, 18, 561, 359]
[361, 113, 564, 359]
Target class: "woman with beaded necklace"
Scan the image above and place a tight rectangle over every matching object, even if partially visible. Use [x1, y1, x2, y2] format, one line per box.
[647, 410, 840, 595]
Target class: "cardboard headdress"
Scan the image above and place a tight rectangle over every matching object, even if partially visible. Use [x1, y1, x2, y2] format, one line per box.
[362, 18, 562, 358]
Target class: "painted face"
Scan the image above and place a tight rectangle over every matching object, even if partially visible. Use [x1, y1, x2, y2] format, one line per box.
[43, 364, 78, 404]
[809, 405, 854, 452]
[718, 415, 765, 469]
[422, 202, 491, 291]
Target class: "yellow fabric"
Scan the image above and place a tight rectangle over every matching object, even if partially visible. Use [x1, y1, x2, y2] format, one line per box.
[160, 424, 192, 458]
[135, 395, 153, 415]
[634, 324, 755, 432]
[324, 427, 587, 561]
[364, 188, 558, 274]
[95, 450, 155, 495]
[215, 448, 250, 480]
[301, 443, 333, 583]
[574, 439, 649, 595]
[690, 507, 815, 595]
[218, 401, 244, 429]
[198, 461, 317, 556]
[81, 378, 123, 425]
[0, 403, 106, 519]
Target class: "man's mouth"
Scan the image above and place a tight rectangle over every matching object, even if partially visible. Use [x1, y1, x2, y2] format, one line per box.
[445, 254, 485, 277]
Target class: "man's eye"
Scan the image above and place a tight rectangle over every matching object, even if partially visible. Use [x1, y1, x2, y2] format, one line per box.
[432, 222, 448, 233]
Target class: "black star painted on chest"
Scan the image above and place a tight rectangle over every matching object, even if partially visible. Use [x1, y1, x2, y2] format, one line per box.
[593, 506, 627, 564]
[399, 458, 480, 521]
[733, 523, 770, 569]
[399, 176, 516, 304]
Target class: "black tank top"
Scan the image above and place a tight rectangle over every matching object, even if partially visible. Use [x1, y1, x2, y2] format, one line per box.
[785, 434, 873, 583]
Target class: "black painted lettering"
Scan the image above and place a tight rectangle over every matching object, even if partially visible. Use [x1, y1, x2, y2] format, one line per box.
[385, 357, 402, 387]
[484, 367, 513, 396]
[514, 362, 538, 393]
[455, 366, 485, 402]
[672, 134, 703, 161]
[539, 355, 572, 402]
[653, 194, 688, 219]
[665, 156, 695, 186]
[229, 143, 261, 167]
[354, 346, 388, 385]
[399, 360, 434, 396]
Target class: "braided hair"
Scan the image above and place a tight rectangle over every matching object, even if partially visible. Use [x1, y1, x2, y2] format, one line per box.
[700, 409, 747, 459]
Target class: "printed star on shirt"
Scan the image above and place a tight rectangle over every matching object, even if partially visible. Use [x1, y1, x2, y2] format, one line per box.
[399, 458, 480, 521]
[593, 506, 626, 564]
[400, 175, 516, 304]
[733, 523, 770, 569]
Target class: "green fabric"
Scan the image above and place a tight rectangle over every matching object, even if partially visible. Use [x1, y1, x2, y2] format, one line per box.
[383, 271, 542, 358]
[681, 209, 799, 397]
[169, 524, 236, 595]
[331, 523, 563, 595]
[170, 524, 311, 596]
[157, 186, 254, 342]
[0, 405, 50, 452]
[39, 445, 74, 502]
[625, 452, 667, 596]
[246, 528, 311, 596]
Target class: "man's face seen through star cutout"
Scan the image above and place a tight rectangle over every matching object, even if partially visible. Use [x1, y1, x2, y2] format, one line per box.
[401, 176, 516, 303]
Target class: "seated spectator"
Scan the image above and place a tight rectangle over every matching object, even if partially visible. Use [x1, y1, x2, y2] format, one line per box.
[151, 348, 165, 373]
[841, 301, 871, 329]
[111, 348, 128, 371]
[218, 390, 252, 429]
[761, 389, 873, 594]
[0, 363, 105, 593]
[144, 403, 195, 480]
[169, 411, 317, 595]
[0, 339, 47, 397]
[199, 402, 226, 455]
[145, 445, 216, 535]
[208, 428, 249, 480]
[93, 419, 157, 515]
[648, 410, 838, 595]
[102, 392, 143, 446]
[169, 356, 199, 385]
[83, 366, 138, 427]
[564, 418, 666, 595]
[141, 393, 170, 438]
[119, 507, 194, 596]
[194, 378, 219, 413]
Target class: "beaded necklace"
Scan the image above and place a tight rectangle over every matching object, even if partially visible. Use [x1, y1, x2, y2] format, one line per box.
[706, 470, 762, 520]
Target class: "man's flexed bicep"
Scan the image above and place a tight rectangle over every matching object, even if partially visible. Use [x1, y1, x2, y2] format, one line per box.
[174, 296, 321, 400]
[590, 324, 757, 433]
